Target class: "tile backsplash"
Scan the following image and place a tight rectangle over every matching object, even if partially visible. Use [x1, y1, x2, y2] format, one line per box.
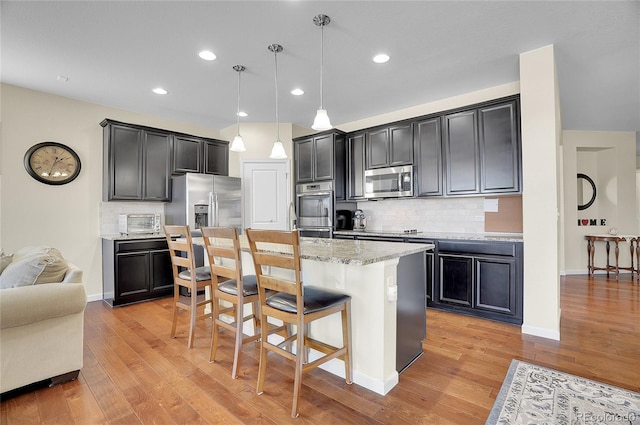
[99, 202, 165, 235]
[356, 197, 485, 233]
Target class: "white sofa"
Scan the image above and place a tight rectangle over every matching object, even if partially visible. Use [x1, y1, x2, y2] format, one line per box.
[0, 249, 86, 394]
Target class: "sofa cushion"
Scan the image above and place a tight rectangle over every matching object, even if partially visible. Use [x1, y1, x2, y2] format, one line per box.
[0, 254, 68, 289]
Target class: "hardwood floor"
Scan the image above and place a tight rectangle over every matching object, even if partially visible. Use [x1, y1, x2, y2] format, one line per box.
[1, 274, 638, 424]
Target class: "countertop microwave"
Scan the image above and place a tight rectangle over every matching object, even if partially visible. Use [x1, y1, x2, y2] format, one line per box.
[364, 165, 414, 199]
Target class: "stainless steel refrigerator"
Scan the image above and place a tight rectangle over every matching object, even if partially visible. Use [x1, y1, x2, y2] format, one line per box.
[165, 173, 242, 233]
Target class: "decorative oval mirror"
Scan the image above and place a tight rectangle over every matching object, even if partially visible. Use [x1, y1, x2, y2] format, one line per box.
[577, 173, 596, 211]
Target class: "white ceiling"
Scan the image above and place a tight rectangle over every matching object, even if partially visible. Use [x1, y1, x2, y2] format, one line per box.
[2, 1, 639, 135]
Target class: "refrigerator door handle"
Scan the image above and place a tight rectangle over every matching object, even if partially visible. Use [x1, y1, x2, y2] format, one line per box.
[213, 192, 220, 227]
[208, 192, 215, 227]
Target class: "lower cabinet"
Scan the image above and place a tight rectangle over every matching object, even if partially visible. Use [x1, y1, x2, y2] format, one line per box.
[102, 238, 173, 307]
[437, 240, 522, 324]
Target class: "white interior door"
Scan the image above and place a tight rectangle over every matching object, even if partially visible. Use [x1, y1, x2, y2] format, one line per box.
[241, 159, 291, 230]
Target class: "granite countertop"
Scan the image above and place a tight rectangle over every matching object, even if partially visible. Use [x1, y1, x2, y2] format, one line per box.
[192, 236, 434, 266]
[333, 230, 523, 242]
[101, 233, 166, 241]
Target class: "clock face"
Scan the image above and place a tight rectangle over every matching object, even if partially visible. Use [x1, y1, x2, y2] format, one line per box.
[24, 142, 81, 185]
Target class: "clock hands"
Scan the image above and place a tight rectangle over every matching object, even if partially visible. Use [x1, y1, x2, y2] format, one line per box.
[47, 156, 68, 177]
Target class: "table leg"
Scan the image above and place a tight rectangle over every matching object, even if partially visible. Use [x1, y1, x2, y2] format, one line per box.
[614, 240, 620, 280]
[630, 240, 635, 278]
[605, 241, 611, 277]
[587, 239, 593, 276]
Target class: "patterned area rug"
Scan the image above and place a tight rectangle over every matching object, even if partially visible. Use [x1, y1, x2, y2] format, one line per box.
[486, 359, 639, 425]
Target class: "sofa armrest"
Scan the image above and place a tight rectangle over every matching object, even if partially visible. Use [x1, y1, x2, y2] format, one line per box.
[62, 262, 83, 283]
[0, 283, 87, 329]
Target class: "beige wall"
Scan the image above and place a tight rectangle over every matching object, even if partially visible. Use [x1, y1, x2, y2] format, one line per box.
[562, 130, 637, 273]
[519, 45, 562, 340]
[0, 84, 223, 299]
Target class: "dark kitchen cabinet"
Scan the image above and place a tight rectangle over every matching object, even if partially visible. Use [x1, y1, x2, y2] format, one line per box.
[365, 123, 413, 169]
[413, 117, 443, 197]
[347, 132, 366, 200]
[479, 100, 520, 193]
[173, 135, 202, 174]
[102, 238, 173, 307]
[203, 139, 229, 175]
[293, 130, 345, 185]
[101, 120, 171, 202]
[443, 110, 480, 195]
[442, 97, 521, 196]
[436, 239, 522, 324]
[173, 136, 229, 176]
[438, 254, 473, 306]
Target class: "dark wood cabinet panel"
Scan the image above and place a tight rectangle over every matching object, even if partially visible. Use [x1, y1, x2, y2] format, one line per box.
[102, 238, 173, 307]
[413, 117, 443, 197]
[389, 124, 413, 166]
[475, 256, 516, 315]
[203, 140, 229, 175]
[438, 254, 473, 306]
[443, 110, 480, 195]
[314, 134, 334, 181]
[173, 135, 202, 174]
[347, 133, 366, 200]
[107, 124, 143, 200]
[366, 128, 389, 169]
[334, 135, 346, 201]
[143, 131, 172, 201]
[294, 138, 314, 182]
[479, 101, 520, 193]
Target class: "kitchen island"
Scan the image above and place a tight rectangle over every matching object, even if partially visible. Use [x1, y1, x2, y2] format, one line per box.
[196, 236, 434, 395]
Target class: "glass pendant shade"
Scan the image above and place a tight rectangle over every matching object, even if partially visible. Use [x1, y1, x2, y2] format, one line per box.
[312, 108, 332, 131]
[230, 134, 246, 152]
[270, 139, 287, 159]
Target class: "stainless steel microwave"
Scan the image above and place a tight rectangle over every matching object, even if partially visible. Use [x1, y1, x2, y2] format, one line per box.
[118, 213, 162, 235]
[364, 165, 414, 199]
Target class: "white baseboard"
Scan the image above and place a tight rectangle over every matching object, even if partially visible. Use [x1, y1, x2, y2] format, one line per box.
[521, 324, 560, 341]
[86, 293, 103, 302]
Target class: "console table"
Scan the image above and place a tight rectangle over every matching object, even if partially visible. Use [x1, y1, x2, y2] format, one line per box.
[585, 235, 638, 279]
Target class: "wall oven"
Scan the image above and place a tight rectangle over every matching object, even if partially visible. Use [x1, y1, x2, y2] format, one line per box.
[365, 165, 414, 199]
[296, 181, 333, 238]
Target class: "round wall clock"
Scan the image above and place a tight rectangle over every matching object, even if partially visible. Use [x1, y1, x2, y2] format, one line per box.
[24, 142, 81, 185]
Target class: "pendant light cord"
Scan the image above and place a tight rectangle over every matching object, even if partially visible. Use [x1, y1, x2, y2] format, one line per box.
[274, 48, 280, 141]
[319, 23, 324, 109]
[236, 69, 241, 136]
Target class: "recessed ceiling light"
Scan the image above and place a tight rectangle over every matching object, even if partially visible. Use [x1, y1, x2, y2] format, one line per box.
[152, 87, 168, 95]
[199, 50, 216, 61]
[291, 88, 304, 96]
[237, 111, 248, 117]
[373, 54, 390, 64]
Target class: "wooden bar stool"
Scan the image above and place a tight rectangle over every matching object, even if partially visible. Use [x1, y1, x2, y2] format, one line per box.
[164, 225, 213, 348]
[245, 228, 353, 418]
[202, 226, 284, 379]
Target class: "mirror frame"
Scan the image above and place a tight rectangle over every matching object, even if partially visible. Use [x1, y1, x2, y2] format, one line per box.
[577, 173, 596, 211]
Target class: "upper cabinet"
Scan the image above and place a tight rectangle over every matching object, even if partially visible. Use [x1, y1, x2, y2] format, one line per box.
[173, 136, 229, 176]
[478, 101, 520, 193]
[443, 109, 480, 195]
[443, 98, 521, 196]
[293, 130, 346, 196]
[347, 132, 366, 200]
[413, 117, 443, 197]
[101, 119, 229, 202]
[101, 120, 171, 202]
[365, 123, 413, 169]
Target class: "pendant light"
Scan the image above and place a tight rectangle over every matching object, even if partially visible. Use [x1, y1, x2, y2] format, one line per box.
[311, 14, 333, 131]
[268, 43, 287, 159]
[230, 65, 247, 152]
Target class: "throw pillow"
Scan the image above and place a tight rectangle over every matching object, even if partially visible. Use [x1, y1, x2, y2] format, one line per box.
[12, 246, 63, 262]
[0, 254, 68, 289]
[0, 250, 13, 274]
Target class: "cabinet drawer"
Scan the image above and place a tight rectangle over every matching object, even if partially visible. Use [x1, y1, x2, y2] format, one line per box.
[437, 240, 515, 257]
[115, 238, 167, 253]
